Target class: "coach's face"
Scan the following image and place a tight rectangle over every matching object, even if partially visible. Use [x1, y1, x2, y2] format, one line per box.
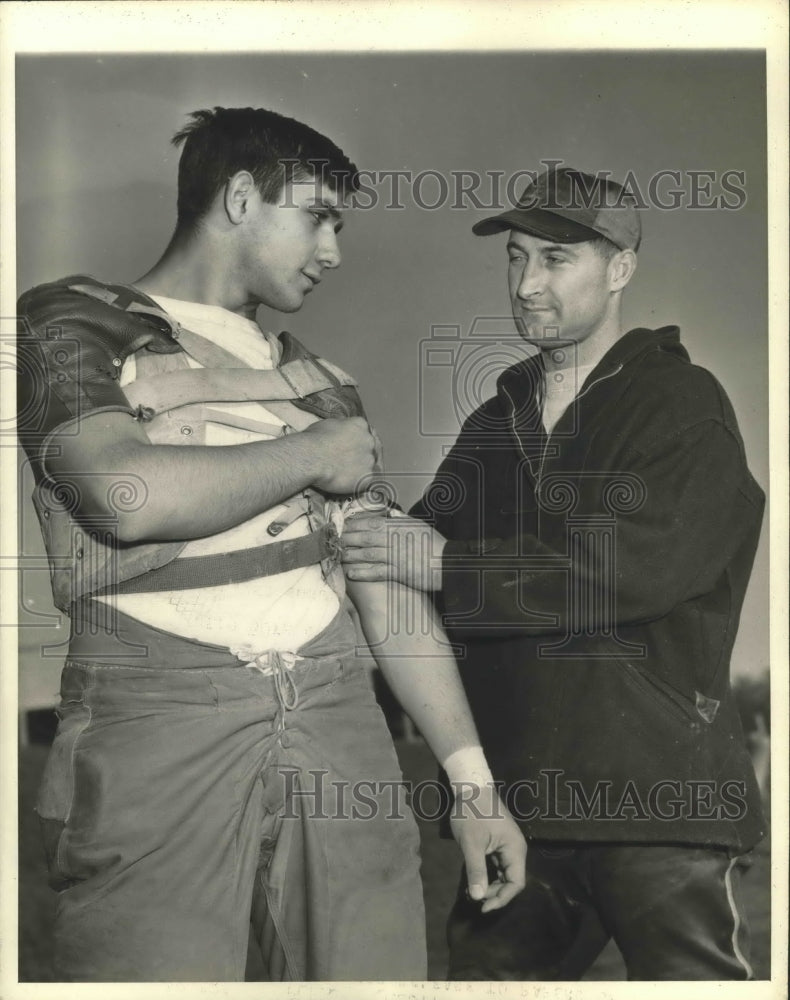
[507, 229, 616, 348]
[238, 178, 344, 313]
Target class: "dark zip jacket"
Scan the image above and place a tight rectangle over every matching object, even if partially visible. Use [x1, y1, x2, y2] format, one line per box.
[411, 326, 766, 850]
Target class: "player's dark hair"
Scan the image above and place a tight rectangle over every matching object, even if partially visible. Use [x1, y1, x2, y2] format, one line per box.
[172, 106, 360, 231]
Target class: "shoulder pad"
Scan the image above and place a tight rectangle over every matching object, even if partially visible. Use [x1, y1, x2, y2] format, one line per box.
[278, 330, 366, 420]
[17, 275, 182, 463]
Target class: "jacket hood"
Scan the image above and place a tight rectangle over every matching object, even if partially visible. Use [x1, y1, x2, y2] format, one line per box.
[596, 325, 686, 373]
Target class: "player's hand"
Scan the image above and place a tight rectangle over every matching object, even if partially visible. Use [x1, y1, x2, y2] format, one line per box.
[449, 784, 527, 913]
[342, 514, 446, 592]
[302, 417, 381, 494]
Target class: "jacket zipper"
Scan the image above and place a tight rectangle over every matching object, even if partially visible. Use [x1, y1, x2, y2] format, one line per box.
[535, 362, 625, 485]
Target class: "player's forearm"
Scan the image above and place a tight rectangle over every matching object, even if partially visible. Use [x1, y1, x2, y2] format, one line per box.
[348, 578, 486, 768]
[48, 431, 325, 543]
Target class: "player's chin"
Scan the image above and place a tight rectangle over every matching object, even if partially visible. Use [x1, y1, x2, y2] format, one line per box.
[274, 293, 307, 314]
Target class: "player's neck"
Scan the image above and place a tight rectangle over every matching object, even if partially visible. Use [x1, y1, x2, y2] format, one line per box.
[134, 229, 255, 318]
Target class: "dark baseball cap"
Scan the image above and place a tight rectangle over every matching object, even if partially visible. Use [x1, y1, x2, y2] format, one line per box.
[472, 165, 642, 251]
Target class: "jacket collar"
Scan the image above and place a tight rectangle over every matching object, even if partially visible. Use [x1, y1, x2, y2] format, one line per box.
[497, 326, 684, 410]
[495, 326, 685, 465]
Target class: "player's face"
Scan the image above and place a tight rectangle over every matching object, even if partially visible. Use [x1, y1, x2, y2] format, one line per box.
[240, 178, 344, 313]
[507, 229, 616, 349]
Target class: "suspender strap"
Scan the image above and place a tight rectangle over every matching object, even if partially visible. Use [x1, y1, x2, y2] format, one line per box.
[176, 325, 355, 392]
[123, 362, 355, 415]
[92, 523, 340, 596]
[124, 324, 357, 418]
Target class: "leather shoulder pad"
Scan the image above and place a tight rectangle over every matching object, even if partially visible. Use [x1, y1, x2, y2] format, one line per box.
[17, 275, 182, 462]
[278, 330, 366, 420]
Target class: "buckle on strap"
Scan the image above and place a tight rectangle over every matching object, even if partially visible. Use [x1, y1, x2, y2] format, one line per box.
[267, 496, 311, 536]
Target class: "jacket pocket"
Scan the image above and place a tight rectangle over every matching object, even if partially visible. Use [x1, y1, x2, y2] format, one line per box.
[621, 661, 700, 726]
[35, 696, 92, 890]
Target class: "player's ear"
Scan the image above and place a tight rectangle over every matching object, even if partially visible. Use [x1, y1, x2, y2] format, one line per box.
[224, 170, 255, 225]
[609, 249, 637, 291]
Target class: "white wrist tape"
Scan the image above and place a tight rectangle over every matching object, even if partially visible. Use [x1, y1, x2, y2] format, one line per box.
[442, 745, 495, 787]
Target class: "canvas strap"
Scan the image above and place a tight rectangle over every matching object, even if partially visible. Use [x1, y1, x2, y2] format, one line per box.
[92, 522, 340, 595]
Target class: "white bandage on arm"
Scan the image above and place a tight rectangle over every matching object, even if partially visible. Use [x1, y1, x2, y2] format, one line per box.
[442, 745, 495, 788]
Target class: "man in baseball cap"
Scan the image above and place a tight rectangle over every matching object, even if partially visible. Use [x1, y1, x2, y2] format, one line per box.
[472, 164, 642, 249]
[471, 164, 643, 368]
[343, 162, 765, 980]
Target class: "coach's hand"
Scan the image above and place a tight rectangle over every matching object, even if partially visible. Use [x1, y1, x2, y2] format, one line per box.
[342, 514, 446, 592]
[450, 784, 527, 912]
[302, 417, 381, 495]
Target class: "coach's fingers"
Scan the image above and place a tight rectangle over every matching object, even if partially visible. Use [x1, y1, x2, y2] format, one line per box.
[343, 513, 389, 533]
[343, 562, 389, 582]
[341, 539, 390, 561]
[341, 529, 385, 548]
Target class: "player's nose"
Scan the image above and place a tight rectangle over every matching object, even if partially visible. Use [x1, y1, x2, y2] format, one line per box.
[317, 229, 341, 270]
